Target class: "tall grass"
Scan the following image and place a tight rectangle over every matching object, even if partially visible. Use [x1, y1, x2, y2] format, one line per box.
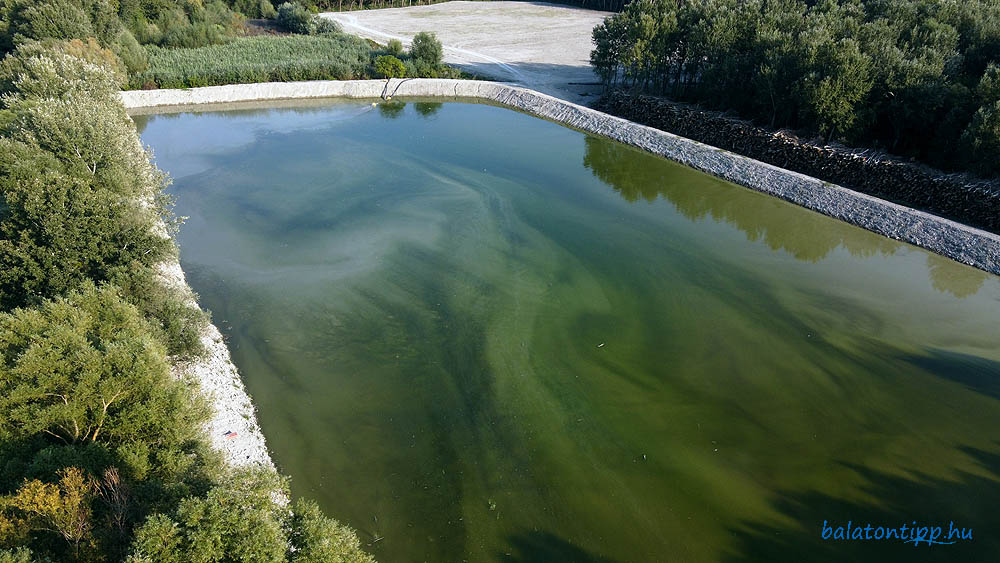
[129, 34, 376, 89]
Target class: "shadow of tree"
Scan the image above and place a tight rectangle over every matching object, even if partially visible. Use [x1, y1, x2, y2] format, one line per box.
[902, 348, 1000, 402]
[724, 446, 1000, 562]
[502, 531, 619, 563]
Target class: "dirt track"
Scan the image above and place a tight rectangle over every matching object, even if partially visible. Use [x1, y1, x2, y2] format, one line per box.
[322, 1, 610, 102]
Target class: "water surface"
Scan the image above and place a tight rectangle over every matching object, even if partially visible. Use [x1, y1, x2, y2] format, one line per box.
[136, 100, 1000, 562]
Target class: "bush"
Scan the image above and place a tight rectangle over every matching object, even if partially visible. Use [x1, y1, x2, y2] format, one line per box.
[129, 469, 288, 562]
[129, 469, 375, 563]
[0, 468, 97, 560]
[1, 42, 206, 357]
[386, 38, 403, 56]
[262, 0, 279, 19]
[0, 284, 208, 449]
[374, 54, 405, 78]
[111, 29, 148, 74]
[277, 1, 338, 35]
[410, 31, 442, 66]
[0, 549, 33, 563]
[288, 498, 374, 563]
[0, 39, 125, 99]
[6, 0, 95, 47]
[231, 0, 277, 19]
[0, 90, 173, 304]
[964, 100, 1000, 176]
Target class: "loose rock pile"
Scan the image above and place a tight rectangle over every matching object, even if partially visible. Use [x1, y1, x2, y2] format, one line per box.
[597, 91, 1000, 234]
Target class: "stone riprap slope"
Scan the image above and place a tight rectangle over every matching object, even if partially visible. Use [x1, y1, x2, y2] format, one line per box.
[598, 91, 1000, 235]
[123, 79, 1000, 274]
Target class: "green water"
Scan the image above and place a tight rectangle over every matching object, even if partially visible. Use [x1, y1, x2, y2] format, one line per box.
[136, 100, 1000, 563]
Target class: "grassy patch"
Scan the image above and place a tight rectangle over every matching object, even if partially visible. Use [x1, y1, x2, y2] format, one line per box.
[129, 33, 376, 89]
[129, 32, 469, 89]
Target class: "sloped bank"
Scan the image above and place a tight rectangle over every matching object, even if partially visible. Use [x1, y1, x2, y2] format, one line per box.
[122, 78, 1000, 278]
[160, 259, 273, 469]
[596, 90, 1000, 234]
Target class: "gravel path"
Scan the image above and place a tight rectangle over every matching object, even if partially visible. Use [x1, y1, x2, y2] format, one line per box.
[322, 1, 610, 103]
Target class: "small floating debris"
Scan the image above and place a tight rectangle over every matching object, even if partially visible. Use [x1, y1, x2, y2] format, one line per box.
[223, 431, 239, 440]
[597, 343, 605, 348]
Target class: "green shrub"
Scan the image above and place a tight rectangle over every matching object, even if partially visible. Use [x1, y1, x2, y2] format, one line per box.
[964, 100, 1000, 176]
[129, 469, 289, 562]
[231, 0, 277, 19]
[277, 1, 318, 34]
[410, 31, 442, 66]
[0, 548, 33, 563]
[111, 28, 149, 74]
[386, 38, 403, 57]
[0, 43, 206, 357]
[288, 498, 374, 563]
[0, 38, 126, 99]
[129, 469, 375, 563]
[374, 54, 405, 78]
[6, 0, 95, 47]
[0, 284, 209, 449]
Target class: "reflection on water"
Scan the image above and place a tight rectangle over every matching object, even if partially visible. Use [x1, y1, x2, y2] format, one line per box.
[137, 101, 1000, 563]
[583, 136, 990, 298]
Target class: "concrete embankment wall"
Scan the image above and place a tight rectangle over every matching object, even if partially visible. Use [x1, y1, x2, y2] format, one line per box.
[123, 78, 1000, 275]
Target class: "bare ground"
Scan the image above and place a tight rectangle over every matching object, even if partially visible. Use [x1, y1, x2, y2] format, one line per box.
[322, 1, 610, 103]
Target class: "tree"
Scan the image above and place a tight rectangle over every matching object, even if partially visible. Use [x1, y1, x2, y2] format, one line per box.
[589, 0, 1000, 175]
[0, 39, 125, 101]
[0, 43, 207, 357]
[0, 284, 208, 450]
[964, 100, 1000, 175]
[127, 469, 289, 563]
[0, 548, 34, 563]
[129, 469, 375, 563]
[410, 31, 442, 66]
[5, 0, 95, 48]
[796, 34, 874, 140]
[287, 498, 373, 563]
[0, 467, 96, 560]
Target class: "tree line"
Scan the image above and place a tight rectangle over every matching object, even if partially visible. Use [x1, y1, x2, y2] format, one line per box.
[292, 0, 629, 14]
[591, 0, 1000, 177]
[0, 2, 375, 561]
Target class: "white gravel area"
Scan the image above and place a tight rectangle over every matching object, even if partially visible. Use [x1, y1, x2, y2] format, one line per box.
[322, 1, 610, 102]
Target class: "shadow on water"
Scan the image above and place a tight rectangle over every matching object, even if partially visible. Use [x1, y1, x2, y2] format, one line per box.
[724, 446, 1000, 563]
[582, 135, 991, 298]
[502, 531, 619, 563]
[902, 349, 1000, 402]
